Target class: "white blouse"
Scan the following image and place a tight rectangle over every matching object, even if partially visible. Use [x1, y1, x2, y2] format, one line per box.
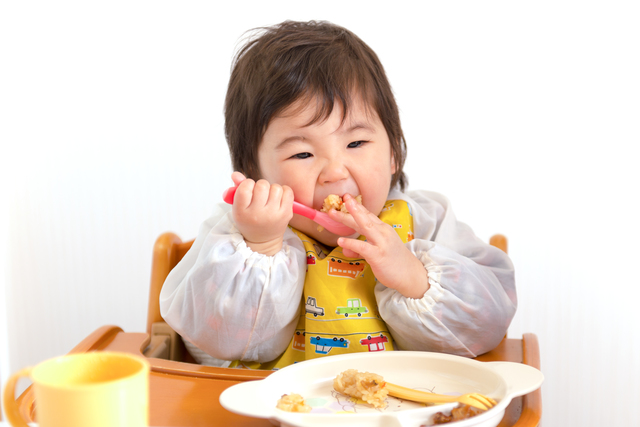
[160, 189, 517, 366]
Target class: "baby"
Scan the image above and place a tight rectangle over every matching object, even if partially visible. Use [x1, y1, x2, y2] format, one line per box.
[160, 21, 516, 369]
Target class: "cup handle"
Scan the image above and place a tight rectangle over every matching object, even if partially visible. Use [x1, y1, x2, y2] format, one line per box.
[3, 367, 33, 427]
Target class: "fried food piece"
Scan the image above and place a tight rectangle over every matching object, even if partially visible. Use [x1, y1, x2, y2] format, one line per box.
[333, 369, 388, 408]
[275, 393, 312, 413]
[321, 194, 363, 213]
[431, 404, 484, 424]
[321, 194, 343, 212]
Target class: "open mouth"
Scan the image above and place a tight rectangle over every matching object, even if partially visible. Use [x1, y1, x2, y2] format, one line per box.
[320, 194, 363, 213]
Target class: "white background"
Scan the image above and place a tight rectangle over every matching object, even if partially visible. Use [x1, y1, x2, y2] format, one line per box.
[2, 1, 639, 425]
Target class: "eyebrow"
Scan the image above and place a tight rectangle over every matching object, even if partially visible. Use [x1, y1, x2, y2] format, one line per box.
[339, 122, 376, 134]
[275, 135, 306, 150]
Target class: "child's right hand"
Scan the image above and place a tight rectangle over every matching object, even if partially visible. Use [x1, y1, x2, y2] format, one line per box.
[230, 172, 294, 256]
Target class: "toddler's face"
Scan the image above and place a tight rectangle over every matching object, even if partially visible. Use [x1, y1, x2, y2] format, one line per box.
[257, 96, 396, 246]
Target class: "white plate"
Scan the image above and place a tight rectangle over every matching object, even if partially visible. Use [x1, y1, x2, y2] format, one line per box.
[219, 351, 543, 427]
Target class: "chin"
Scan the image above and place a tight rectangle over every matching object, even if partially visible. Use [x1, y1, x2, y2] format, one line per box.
[310, 229, 341, 247]
[289, 216, 341, 247]
[300, 225, 341, 247]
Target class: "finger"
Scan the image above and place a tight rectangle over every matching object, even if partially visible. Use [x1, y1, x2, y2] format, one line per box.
[233, 178, 256, 209]
[326, 196, 381, 239]
[231, 171, 247, 186]
[268, 184, 292, 216]
[281, 185, 295, 210]
[267, 183, 284, 206]
[343, 194, 380, 220]
[250, 179, 272, 207]
[342, 193, 357, 205]
[341, 247, 362, 259]
[342, 196, 385, 239]
[327, 208, 358, 228]
[338, 237, 371, 259]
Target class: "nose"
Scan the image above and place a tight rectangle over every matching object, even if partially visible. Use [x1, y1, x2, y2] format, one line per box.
[318, 157, 349, 184]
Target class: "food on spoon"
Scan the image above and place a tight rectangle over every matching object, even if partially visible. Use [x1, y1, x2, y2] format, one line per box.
[333, 369, 388, 408]
[275, 393, 312, 413]
[321, 194, 363, 213]
[429, 404, 485, 424]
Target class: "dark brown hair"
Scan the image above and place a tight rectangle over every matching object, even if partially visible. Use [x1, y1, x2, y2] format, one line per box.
[224, 20, 408, 191]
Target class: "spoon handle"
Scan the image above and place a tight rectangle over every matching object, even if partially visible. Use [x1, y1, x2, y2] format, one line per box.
[222, 186, 237, 204]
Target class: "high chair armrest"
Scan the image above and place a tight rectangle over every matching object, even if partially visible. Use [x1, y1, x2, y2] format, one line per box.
[144, 334, 171, 359]
[144, 321, 185, 361]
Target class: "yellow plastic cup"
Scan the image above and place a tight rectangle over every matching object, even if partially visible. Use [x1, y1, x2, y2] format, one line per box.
[3, 351, 150, 427]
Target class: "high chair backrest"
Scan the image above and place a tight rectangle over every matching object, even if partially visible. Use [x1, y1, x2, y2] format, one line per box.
[489, 234, 507, 253]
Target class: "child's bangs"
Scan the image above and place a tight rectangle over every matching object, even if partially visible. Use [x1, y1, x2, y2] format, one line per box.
[293, 62, 380, 128]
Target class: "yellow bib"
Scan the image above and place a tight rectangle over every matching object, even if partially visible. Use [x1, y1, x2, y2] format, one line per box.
[231, 199, 414, 370]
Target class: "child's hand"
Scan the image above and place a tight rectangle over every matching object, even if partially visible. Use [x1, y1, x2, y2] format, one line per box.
[330, 194, 430, 298]
[230, 172, 294, 256]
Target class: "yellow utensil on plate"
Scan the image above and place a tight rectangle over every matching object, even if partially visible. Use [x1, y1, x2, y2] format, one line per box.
[385, 382, 497, 410]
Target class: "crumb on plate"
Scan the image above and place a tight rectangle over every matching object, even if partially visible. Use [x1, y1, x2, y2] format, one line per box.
[429, 404, 485, 424]
[276, 393, 312, 413]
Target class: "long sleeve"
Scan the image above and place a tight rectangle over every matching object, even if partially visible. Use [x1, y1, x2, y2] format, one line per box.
[159, 204, 307, 364]
[376, 189, 517, 357]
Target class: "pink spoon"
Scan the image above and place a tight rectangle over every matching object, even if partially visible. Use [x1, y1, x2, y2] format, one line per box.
[223, 186, 356, 236]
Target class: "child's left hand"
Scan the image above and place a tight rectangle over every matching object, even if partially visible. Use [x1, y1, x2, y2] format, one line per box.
[329, 194, 430, 299]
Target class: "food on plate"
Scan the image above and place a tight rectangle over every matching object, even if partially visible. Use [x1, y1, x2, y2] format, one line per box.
[429, 404, 485, 424]
[333, 369, 388, 408]
[275, 393, 312, 413]
[321, 194, 363, 213]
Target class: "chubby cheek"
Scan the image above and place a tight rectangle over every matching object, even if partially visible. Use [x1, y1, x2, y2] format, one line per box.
[355, 175, 392, 216]
[268, 166, 317, 206]
[290, 184, 316, 207]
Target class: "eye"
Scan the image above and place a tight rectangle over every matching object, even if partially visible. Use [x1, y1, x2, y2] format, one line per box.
[290, 152, 312, 159]
[347, 140, 367, 148]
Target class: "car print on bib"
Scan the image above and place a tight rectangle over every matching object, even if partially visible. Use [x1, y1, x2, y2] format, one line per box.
[292, 330, 305, 351]
[360, 334, 389, 352]
[305, 296, 325, 317]
[336, 298, 368, 317]
[309, 336, 350, 354]
[327, 256, 366, 279]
